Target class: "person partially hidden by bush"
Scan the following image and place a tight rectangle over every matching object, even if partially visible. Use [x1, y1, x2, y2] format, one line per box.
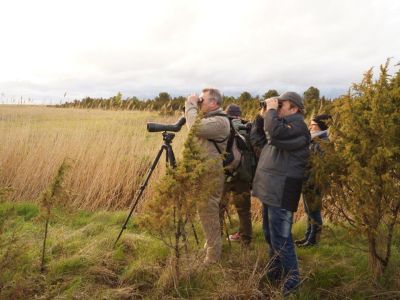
[184, 88, 230, 265]
[295, 114, 331, 248]
[219, 104, 256, 246]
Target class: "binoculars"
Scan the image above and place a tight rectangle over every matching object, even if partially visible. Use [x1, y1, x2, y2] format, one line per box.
[259, 99, 282, 110]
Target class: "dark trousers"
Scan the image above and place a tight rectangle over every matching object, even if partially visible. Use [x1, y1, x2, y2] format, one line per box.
[303, 197, 323, 243]
[220, 180, 252, 243]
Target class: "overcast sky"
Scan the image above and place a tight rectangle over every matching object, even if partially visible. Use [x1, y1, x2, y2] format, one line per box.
[0, 0, 399, 104]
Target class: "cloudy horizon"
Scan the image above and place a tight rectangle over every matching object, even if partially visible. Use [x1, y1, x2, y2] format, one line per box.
[0, 0, 399, 104]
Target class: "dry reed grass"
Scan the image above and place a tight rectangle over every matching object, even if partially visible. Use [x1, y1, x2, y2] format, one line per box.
[0, 105, 187, 209]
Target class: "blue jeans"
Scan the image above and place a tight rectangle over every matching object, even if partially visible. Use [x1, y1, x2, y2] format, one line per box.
[262, 204, 300, 292]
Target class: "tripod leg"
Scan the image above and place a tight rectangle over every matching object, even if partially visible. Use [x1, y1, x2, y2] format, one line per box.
[166, 144, 177, 168]
[114, 145, 166, 248]
[191, 222, 199, 246]
[180, 220, 189, 255]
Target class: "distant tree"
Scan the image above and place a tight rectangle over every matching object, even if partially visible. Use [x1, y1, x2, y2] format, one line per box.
[155, 92, 171, 102]
[112, 92, 123, 108]
[303, 87, 322, 118]
[262, 89, 279, 99]
[239, 91, 252, 102]
[314, 60, 400, 280]
[303, 86, 320, 101]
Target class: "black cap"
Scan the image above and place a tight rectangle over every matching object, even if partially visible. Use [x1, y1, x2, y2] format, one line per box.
[226, 104, 242, 117]
[312, 114, 332, 131]
[277, 91, 304, 110]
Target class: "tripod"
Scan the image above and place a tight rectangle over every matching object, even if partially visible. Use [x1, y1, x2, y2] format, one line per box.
[114, 131, 199, 247]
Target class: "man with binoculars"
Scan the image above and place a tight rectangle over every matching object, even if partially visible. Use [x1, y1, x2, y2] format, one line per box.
[252, 91, 310, 296]
[185, 88, 230, 265]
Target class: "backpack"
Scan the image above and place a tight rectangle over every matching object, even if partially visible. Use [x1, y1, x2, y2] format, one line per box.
[208, 115, 252, 179]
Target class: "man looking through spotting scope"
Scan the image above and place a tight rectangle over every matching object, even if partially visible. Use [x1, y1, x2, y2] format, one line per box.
[185, 88, 230, 264]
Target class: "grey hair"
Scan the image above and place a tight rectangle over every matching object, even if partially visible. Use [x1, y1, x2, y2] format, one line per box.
[202, 88, 223, 106]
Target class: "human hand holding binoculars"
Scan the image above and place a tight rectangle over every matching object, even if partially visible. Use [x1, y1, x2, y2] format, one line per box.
[259, 97, 282, 113]
[187, 94, 204, 106]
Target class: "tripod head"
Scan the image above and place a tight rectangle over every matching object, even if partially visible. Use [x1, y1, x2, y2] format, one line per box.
[162, 131, 175, 144]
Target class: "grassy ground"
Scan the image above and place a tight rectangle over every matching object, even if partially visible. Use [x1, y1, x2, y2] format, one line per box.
[1, 200, 399, 299]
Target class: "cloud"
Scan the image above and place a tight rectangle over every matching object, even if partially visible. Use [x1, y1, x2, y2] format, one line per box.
[0, 0, 399, 103]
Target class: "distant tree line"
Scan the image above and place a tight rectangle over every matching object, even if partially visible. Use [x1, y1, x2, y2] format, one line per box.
[56, 87, 333, 120]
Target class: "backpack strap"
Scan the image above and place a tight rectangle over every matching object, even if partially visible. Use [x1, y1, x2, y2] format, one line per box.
[211, 140, 223, 155]
[207, 113, 232, 153]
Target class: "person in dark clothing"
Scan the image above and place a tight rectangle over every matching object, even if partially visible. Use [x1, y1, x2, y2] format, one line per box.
[219, 104, 253, 245]
[295, 114, 331, 247]
[251, 91, 310, 296]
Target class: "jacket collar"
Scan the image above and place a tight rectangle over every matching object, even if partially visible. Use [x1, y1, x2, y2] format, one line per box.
[205, 107, 226, 118]
[285, 113, 304, 123]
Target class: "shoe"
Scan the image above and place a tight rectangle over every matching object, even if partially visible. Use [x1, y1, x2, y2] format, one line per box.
[228, 232, 241, 242]
[298, 240, 317, 248]
[282, 282, 300, 297]
[294, 238, 307, 245]
[282, 273, 300, 296]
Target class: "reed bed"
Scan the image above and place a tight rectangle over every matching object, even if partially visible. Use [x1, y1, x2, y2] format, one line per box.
[0, 106, 187, 210]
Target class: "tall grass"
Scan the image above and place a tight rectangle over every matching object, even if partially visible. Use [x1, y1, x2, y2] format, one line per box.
[0, 106, 187, 209]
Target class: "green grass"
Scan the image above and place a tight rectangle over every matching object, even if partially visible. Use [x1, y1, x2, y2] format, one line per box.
[0, 201, 399, 299]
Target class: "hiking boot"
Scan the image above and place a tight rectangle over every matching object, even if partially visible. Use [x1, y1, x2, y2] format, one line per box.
[298, 224, 321, 247]
[228, 232, 241, 242]
[282, 282, 300, 297]
[298, 240, 317, 248]
[294, 238, 307, 246]
[282, 272, 301, 296]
